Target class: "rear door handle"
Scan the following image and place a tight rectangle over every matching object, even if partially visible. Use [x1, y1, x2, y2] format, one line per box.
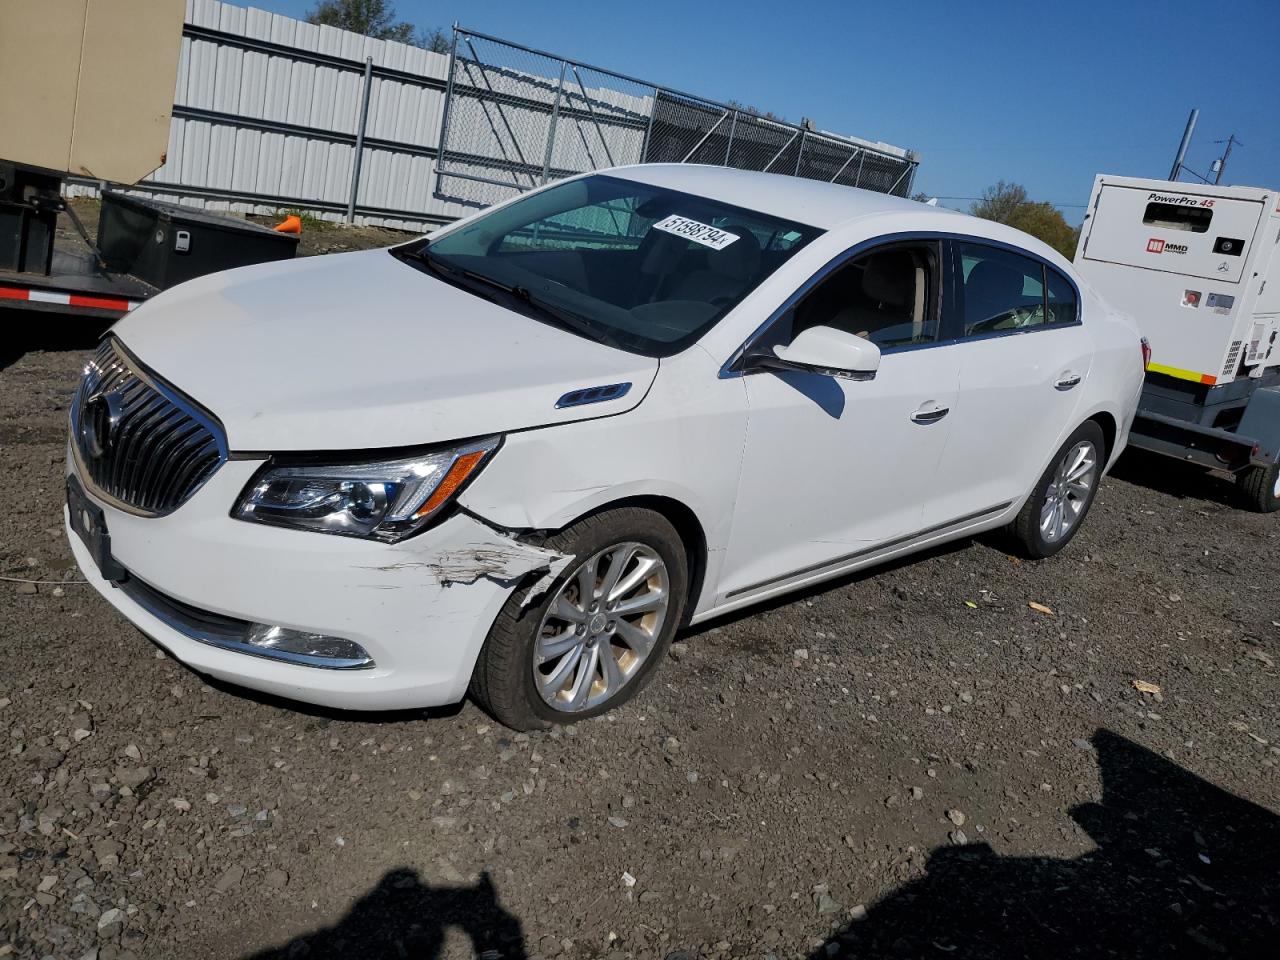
[1055, 372, 1082, 390]
[911, 403, 950, 424]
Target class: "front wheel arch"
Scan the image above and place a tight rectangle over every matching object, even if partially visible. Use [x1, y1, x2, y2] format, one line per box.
[556, 494, 708, 626]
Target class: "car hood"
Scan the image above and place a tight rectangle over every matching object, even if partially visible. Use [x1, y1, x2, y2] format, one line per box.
[110, 250, 658, 452]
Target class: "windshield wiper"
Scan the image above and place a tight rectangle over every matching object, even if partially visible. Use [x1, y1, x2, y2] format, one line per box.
[394, 246, 509, 306]
[395, 246, 616, 347]
[457, 271, 613, 346]
[395, 245, 454, 278]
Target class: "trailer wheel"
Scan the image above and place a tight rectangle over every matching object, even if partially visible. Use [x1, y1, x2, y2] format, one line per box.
[1238, 462, 1280, 514]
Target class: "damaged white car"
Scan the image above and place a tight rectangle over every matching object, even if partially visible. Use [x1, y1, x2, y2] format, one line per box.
[66, 165, 1144, 729]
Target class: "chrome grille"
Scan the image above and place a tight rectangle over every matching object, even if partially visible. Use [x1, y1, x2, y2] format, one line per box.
[70, 338, 227, 516]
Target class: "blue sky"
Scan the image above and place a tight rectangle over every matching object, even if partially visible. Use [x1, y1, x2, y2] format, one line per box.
[251, 0, 1279, 222]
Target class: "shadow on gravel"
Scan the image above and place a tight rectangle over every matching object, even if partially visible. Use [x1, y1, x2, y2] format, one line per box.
[1109, 448, 1241, 509]
[0, 306, 111, 372]
[246, 868, 528, 960]
[811, 729, 1280, 959]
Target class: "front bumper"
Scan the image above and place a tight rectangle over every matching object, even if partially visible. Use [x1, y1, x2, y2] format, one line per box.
[64, 457, 521, 711]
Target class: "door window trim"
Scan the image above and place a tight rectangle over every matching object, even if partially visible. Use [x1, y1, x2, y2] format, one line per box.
[722, 231, 1083, 377]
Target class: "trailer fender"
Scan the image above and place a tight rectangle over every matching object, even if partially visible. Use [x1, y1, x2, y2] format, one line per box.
[1238, 387, 1280, 464]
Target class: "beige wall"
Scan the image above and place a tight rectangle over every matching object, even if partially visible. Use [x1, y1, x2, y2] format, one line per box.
[0, 0, 185, 184]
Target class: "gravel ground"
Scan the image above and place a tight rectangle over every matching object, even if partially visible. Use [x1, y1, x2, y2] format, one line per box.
[1, 225, 1278, 958]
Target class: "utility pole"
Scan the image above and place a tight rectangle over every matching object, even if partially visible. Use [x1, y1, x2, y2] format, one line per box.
[1169, 108, 1199, 181]
[1213, 135, 1241, 185]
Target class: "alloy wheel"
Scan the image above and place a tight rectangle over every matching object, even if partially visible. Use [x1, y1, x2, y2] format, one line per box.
[1040, 440, 1098, 544]
[533, 542, 669, 713]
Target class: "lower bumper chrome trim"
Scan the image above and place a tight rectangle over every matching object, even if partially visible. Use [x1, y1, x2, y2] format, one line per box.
[118, 574, 375, 670]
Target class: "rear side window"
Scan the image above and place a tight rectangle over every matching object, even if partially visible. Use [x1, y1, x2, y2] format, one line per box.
[958, 244, 1047, 336]
[1143, 201, 1212, 233]
[956, 243, 1078, 336]
[1045, 267, 1079, 326]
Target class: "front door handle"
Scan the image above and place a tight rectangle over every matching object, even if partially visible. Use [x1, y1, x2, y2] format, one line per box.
[1055, 372, 1082, 390]
[911, 403, 950, 424]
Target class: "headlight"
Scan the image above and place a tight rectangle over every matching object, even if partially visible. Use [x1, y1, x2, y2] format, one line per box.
[233, 436, 500, 542]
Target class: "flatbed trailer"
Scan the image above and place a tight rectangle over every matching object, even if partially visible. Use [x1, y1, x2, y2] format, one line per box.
[1, 188, 298, 323]
[1075, 174, 1280, 511]
[0, 247, 152, 320]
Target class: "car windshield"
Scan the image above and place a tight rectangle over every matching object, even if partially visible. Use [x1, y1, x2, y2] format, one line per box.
[396, 174, 823, 357]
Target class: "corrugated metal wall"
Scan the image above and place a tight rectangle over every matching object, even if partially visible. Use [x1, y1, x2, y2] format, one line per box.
[67, 1, 917, 233]
[70, 0, 469, 230]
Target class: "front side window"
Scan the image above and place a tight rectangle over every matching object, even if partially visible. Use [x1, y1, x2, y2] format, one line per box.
[402, 175, 823, 357]
[957, 243, 1065, 336]
[787, 243, 940, 350]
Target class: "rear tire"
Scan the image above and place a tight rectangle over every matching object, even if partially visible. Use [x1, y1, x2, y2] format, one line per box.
[1239, 461, 1280, 513]
[1009, 421, 1106, 559]
[469, 507, 688, 731]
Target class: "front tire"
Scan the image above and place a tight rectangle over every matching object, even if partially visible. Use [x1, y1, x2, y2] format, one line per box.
[1239, 461, 1280, 513]
[1009, 421, 1105, 559]
[469, 507, 688, 730]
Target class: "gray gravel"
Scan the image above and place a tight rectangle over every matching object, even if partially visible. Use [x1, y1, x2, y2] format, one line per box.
[2, 280, 1278, 957]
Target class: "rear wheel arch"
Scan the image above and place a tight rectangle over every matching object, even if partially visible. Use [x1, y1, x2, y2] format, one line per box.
[1087, 411, 1118, 465]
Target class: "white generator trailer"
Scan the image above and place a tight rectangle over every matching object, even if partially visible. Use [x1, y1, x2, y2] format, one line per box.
[1075, 174, 1280, 511]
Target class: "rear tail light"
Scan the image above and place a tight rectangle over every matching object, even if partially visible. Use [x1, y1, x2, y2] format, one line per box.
[1140, 338, 1152, 371]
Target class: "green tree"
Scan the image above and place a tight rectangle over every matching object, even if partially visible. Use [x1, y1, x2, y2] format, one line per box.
[970, 181, 1080, 259]
[306, 0, 447, 50]
[418, 26, 450, 54]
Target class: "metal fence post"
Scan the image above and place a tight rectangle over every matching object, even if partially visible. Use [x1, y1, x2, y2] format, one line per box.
[724, 110, 737, 165]
[541, 61, 567, 184]
[639, 86, 659, 163]
[433, 26, 461, 198]
[794, 129, 806, 176]
[346, 56, 374, 224]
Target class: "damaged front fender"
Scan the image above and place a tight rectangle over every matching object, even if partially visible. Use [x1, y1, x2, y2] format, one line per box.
[419, 535, 575, 593]
[357, 519, 574, 600]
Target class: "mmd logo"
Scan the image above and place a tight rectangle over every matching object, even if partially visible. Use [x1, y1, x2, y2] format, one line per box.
[1147, 238, 1166, 254]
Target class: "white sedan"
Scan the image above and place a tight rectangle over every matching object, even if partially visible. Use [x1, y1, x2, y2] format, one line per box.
[65, 165, 1144, 729]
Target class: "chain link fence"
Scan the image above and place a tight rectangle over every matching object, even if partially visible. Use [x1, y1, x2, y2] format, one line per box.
[436, 28, 918, 208]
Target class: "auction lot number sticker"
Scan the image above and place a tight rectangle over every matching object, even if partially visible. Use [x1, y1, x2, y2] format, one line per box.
[652, 215, 740, 250]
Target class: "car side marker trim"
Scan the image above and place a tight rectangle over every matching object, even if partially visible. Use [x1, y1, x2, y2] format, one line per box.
[555, 382, 633, 408]
[724, 500, 1016, 600]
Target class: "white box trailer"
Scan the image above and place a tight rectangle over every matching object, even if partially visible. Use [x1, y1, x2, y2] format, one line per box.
[1075, 174, 1280, 511]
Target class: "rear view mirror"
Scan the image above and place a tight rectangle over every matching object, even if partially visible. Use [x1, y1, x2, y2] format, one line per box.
[762, 325, 881, 381]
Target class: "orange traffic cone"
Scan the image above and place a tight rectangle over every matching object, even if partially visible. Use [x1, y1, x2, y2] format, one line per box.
[273, 214, 302, 234]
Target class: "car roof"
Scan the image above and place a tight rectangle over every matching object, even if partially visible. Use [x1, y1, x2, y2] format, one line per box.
[602, 163, 965, 231]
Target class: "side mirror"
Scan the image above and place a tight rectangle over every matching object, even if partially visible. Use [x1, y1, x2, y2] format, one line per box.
[756, 325, 881, 381]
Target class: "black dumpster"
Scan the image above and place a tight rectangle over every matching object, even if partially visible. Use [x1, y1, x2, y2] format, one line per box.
[97, 192, 298, 289]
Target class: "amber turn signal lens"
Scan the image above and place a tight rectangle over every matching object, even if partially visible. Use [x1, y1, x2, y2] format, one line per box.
[413, 450, 489, 519]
